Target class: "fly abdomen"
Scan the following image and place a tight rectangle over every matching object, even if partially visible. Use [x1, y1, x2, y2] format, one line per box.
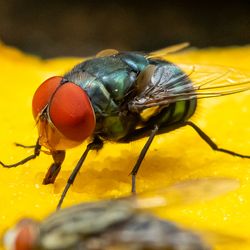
[133, 60, 197, 130]
[139, 98, 197, 133]
[164, 98, 197, 125]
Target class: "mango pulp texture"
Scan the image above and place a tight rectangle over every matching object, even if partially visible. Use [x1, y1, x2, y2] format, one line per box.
[0, 43, 250, 250]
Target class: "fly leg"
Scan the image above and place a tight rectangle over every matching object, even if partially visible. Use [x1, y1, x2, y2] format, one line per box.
[57, 137, 103, 210]
[130, 124, 159, 193]
[14, 143, 36, 148]
[0, 139, 41, 168]
[43, 150, 65, 184]
[185, 121, 250, 158]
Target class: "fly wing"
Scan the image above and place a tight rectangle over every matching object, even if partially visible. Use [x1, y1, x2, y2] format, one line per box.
[128, 63, 250, 112]
[148, 42, 190, 58]
[180, 63, 250, 95]
[96, 43, 190, 60]
[133, 178, 239, 209]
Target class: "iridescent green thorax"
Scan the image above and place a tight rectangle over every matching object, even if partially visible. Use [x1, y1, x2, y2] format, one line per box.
[64, 52, 197, 141]
[65, 52, 148, 106]
[64, 53, 149, 140]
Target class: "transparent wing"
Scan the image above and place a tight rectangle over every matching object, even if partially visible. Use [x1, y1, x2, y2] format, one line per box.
[87, 43, 189, 61]
[148, 42, 190, 58]
[129, 63, 250, 112]
[133, 177, 239, 209]
[96, 43, 190, 60]
[181, 63, 250, 95]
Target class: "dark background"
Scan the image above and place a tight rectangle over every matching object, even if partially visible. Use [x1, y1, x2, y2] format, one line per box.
[0, 0, 250, 58]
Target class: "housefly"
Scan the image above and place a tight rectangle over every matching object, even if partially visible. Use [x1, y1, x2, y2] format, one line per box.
[1, 43, 250, 209]
[3, 178, 240, 250]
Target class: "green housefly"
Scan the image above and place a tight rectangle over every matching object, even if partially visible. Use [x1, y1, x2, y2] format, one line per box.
[3, 178, 239, 250]
[1, 43, 250, 209]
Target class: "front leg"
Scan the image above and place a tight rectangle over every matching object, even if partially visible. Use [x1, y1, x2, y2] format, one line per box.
[57, 137, 103, 210]
[0, 139, 41, 168]
[43, 150, 66, 184]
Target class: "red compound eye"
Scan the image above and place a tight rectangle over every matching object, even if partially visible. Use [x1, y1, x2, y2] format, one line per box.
[4, 219, 39, 250]
[49, 82, 96, 142]
[32, 76, 62, 119]
[15, 225, 35, 250]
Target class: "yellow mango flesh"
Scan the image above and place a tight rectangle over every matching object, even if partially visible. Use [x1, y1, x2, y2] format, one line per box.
[0, 43, 250, 249]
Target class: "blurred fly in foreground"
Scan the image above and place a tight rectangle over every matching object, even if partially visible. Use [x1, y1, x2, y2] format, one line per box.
[1, 43, 250, 209]
[3, 178, 240, 250]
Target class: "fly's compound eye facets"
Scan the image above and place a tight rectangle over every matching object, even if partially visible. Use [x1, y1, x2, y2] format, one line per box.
[32, 76, 63, 119]
[49, 82, 96, 142]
